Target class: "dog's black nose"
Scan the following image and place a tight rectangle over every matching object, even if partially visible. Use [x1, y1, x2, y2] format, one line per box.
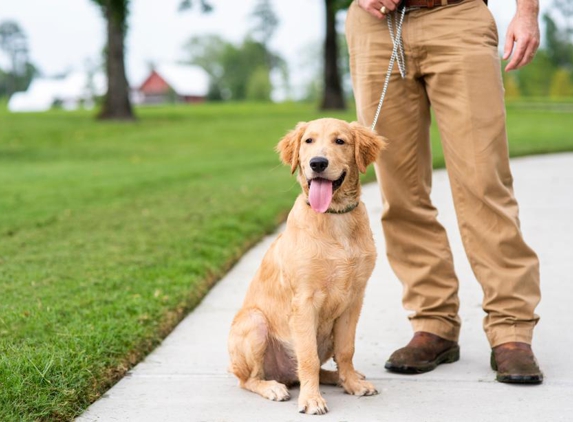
[309, 157, 329, 173]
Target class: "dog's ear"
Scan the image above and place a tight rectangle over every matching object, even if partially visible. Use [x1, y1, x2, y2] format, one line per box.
[350, 122, 388, 173]
[276, 121, 307, 174]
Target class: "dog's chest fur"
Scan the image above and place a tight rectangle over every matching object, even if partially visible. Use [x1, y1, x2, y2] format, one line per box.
[280, 197, 377, 315]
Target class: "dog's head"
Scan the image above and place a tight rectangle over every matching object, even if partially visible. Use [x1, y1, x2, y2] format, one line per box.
[276, 118, 387, 213]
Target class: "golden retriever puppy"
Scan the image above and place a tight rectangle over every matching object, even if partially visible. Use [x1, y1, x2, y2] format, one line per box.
[228, 118, 386, 415]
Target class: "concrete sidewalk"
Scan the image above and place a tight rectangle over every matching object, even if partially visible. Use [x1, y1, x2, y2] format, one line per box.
[79, 154, 573, 422]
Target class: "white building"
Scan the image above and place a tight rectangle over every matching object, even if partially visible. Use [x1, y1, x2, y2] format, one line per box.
[8, 71, 106, 112]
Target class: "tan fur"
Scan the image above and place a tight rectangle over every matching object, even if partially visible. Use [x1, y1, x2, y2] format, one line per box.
[228, 118, 387, 415]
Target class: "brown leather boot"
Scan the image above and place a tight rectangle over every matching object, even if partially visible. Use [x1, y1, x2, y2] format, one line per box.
[385, 332, 460, 374]
[491, 342, 543, 384]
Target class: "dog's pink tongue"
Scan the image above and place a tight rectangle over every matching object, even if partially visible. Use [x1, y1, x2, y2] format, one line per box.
[309, 179, 333, 213]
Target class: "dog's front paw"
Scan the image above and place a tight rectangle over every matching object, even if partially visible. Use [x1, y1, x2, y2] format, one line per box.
[341, 378, 378, 396]
[262, 380, 291, 401]
[298, 393, 328, 415]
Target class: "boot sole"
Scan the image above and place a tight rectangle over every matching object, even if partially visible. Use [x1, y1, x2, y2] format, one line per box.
[495, 374, 543, 384]
[384, 345, 460, 374]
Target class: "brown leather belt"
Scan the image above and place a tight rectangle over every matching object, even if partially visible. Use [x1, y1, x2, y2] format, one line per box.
[404, 0, 464, 8]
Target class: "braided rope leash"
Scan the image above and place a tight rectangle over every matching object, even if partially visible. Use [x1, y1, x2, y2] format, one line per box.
[370, 6, 408, 131]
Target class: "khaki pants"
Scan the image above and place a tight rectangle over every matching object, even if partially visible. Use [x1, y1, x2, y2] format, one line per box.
[346, 0, 540, 347]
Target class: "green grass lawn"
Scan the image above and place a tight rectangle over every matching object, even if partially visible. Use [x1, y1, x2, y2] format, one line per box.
[0, 101, 571, 421]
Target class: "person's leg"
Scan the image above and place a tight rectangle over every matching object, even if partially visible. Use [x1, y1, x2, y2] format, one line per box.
[419, 0, 542, 383]
[420, 0, 541, 350]
[346, 3, 461, 342]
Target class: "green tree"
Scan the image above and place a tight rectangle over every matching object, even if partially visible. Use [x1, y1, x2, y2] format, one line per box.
[503, 72, 521, 99]
[0, 67, 5, 94]
[543, 13, 573, 68]
[249, 0, 289, 100]
[184, 35, 286, 102]
[184, 34, 228, 100]
[516, 50, 555, 96]
[179, 0, 212, 12]
[250, 0, 279, 50]
[246, 66, 272, 101]
[0, 20, 31, 97]
[222, 39, 269, 100]
[553, 0, 573, 37]
[550, 68, 573, 98]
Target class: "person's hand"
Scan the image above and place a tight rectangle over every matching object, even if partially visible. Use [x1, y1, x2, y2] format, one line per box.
[503, 8, 540, 72]
[357, 0, 402, 19]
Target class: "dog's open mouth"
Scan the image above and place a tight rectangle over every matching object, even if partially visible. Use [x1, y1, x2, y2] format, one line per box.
[307, 172, 346, 191]
[307, 172, 346, 213]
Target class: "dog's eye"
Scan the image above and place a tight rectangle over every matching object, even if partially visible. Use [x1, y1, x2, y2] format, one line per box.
[305, 138, 313, 144]
[335, 138, 345, 145]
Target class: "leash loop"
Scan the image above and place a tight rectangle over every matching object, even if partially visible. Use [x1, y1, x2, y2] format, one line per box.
[370, 7, 408, 132]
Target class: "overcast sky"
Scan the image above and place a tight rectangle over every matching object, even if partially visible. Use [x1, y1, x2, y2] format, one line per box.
[0, 0, 551, 93]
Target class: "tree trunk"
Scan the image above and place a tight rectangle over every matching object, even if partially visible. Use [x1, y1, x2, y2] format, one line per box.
[320, 0, 345, 110]
[99, 6, 135, 120]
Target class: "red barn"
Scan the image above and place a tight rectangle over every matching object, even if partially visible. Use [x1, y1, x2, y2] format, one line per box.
[138, 64, 210, 104]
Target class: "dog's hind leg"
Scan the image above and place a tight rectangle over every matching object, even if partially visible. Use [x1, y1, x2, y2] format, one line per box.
[319, 369, 339, 385]
[228, 308, 291, 401]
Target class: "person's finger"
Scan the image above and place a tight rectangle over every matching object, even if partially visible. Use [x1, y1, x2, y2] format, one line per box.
[369, 7, 386, 19]
[515, 40, 538, 69]
[364, 0, 402, 19]
[505, 39, 527, 72]
[369, 1, 388, 18]
[503, 31, 514, 61]
[372, 1, 391, 18]
[357, 0, 384, 19]
[380, 0, 397, 12]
